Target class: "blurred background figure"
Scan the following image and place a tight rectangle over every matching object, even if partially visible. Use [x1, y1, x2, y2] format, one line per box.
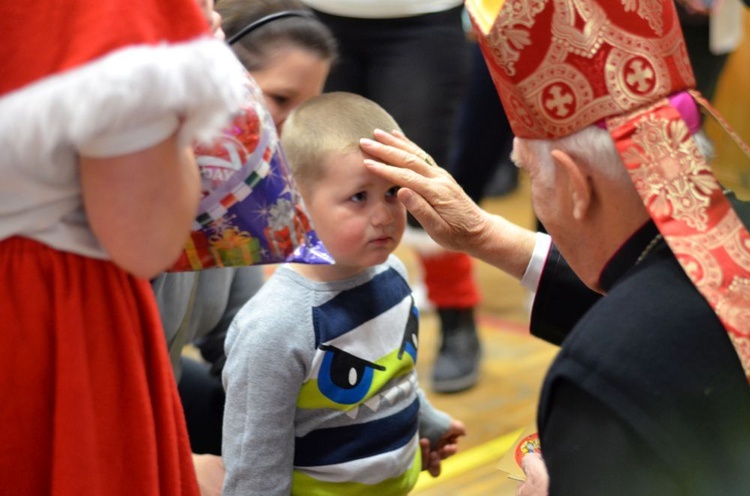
[676, 0, 746, 101]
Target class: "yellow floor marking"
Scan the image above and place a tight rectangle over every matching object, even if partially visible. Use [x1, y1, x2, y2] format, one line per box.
[413, 427, 523, 490]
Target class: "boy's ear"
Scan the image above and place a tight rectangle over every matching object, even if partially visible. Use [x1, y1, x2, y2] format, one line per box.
[550, 149, 591, 221]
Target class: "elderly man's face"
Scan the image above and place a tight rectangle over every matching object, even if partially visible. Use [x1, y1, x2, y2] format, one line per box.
[511, 137, 584, 265]
[511, 138, 562, 234]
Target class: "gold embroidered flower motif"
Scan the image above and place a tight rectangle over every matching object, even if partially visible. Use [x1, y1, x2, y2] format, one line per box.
[624, 114, 719, 232]
[552, 0, 608, 57]
[621, 0, 664, 35]
[717, 277, 750, 364]
[488, 0, 548, 77]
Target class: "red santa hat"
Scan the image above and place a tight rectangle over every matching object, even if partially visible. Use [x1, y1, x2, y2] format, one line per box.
[0, 0, 248, 154]
[1, 0, 218, 95]
[466, 0, 750, 381]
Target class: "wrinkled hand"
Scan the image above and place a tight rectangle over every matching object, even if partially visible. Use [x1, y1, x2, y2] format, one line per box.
[420, 419, 467, 477]
[516, 453, 549, 496]
[360, 130, 491, 255]
[193, 453, 225, 496]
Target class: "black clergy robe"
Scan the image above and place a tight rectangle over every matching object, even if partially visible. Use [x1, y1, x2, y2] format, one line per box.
[533, 221, 750, 495]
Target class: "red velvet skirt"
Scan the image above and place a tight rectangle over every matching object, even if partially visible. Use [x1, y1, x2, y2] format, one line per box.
[0, 237, 198, 495]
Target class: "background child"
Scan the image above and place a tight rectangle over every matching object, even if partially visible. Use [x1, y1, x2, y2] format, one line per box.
[222, 92, 465, 495]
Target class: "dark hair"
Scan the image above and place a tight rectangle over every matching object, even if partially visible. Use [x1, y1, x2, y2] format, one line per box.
[217, 0, 338, 71]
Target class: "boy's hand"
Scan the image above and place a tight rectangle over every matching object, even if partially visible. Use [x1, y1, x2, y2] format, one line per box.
[420, 419, 467, 477]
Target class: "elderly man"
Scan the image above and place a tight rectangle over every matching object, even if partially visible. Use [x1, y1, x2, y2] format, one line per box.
[359, 1, 750, 495]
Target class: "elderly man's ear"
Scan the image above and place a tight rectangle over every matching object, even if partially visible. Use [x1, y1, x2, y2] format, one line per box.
[550, 148, 591, 222]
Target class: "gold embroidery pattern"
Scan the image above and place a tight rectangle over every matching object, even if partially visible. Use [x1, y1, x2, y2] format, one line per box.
[603, 19, 690, 110]
[725, 226, 750, 272]
[717, 277, 750, 373]
[621, 0, 664, 35]
[487, 0, 548, 77]
[606, 47, 670, 110]
[668, 237, 723, 290]
[718, 277, 750, 328]
[616, 105, 750, 380]
[624, 114, 718, 232]
[552, 0, 607, 57]
[481, 0, 691, 138]
[525, 62, 594, 124]
[504, 90, 537, 130]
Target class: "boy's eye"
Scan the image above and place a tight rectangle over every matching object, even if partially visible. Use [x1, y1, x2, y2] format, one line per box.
[350, 191, 367, 202]
[270, 94, 289, 107]
[386, 186, 400, 198]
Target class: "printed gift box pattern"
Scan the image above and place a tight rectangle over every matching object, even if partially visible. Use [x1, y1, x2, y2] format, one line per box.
[170, 75, 332, 271]
[209, 228, 262, 266]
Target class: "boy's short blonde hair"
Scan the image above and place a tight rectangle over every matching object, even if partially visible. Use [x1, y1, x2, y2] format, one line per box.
[280, 92, 401, 185]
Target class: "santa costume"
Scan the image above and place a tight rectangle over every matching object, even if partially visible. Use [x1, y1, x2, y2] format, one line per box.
[0, 0, 246, 493]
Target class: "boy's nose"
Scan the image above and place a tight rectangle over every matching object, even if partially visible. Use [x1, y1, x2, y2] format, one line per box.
[371, 202, 394, 225]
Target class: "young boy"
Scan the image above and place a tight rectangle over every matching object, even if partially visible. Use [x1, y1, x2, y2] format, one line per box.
[222, 92, 466, 495]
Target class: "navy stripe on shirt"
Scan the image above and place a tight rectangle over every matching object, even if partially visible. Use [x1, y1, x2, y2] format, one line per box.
[294, 397, 419, 467]
[312, 268, 411, 348]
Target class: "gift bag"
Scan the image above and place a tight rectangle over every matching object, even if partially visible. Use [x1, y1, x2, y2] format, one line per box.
[170, 75, 332, 271]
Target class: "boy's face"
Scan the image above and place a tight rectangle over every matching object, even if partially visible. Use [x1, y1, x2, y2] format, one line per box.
[302, 151, 406, 279]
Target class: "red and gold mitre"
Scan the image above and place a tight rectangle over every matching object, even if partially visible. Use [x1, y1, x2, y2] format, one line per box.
[466, 0, 750, 381]
[466, 0, 695, 139]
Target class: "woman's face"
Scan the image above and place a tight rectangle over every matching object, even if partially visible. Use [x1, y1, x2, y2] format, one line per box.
[250, 46, 331, 132]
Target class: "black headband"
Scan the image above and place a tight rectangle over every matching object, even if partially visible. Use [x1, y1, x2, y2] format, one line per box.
[227, 10, 315, 46]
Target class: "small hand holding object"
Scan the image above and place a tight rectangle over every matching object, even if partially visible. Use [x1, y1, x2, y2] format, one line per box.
[420, 419, 467, 477]
[516, 453, 549, 496]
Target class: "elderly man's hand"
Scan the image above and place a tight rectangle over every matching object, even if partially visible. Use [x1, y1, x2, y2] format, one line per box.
[360, 129, 492, 255]
[516, 453, 549, 496]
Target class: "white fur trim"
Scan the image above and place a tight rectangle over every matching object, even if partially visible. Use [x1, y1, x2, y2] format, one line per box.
[79, 114, 180, 157]
[0, 36, 247, 164]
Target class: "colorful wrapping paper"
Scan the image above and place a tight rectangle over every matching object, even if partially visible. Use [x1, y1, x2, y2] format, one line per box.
[170, 75, 332, 271]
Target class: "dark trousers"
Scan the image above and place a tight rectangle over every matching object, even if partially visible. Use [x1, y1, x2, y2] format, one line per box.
[447, 42, 514, 204]
[314, 7, 470, 169]
[178, 356, 225, 455]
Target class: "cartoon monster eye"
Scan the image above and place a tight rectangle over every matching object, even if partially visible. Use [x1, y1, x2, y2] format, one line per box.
[317, 345, 385, 405]
[398, 298, 419, 362]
